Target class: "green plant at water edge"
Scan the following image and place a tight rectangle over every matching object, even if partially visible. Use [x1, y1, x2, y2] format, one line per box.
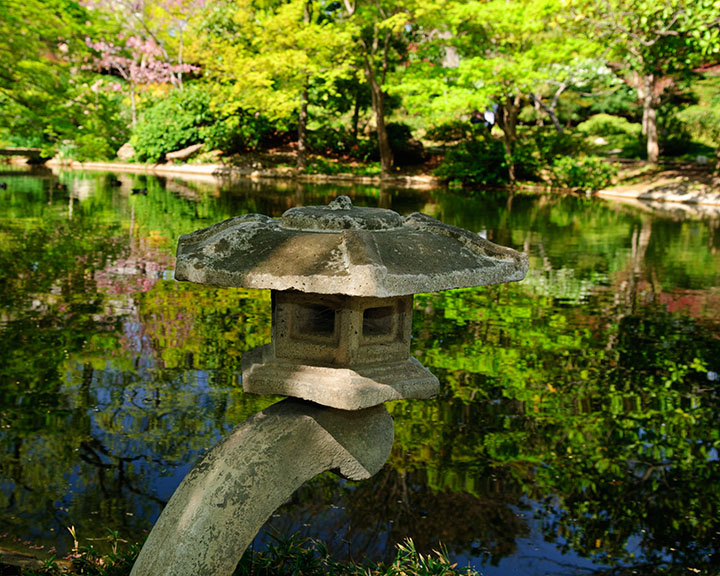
[8, 534, 478, 575]
[550, 155, 617, 190]
[234, 534, 477, 576]
[132, 85, 214, 163]
[305, 158, 382, 176]
[434, 134, 508, 187]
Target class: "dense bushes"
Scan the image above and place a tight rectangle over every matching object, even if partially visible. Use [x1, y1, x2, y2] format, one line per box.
[307, 126, 377, 161]
[434, 126, 588, 187]
[424, 120, 474, 143]
[132, 85, 278, 162]
[550, 155, 617, 190]
[577, 113, 641, 137]
[132, 86, 215, 162]
[387, 122, 425, 165]
[434, 133, 508, 186]
[677, 106, 720, 146]
[306, 122, 424, 165]
[577, 113, 643, 158]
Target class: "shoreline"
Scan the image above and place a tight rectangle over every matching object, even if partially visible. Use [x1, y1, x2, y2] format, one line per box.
[38, 159, 720, 211]
[45, 159, 442, 189]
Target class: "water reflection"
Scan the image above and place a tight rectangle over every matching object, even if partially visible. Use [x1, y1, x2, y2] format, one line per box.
[0, 168, 718, 574]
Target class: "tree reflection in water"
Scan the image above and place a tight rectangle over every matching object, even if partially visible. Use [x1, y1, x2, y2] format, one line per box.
[0, 170, 718, 574]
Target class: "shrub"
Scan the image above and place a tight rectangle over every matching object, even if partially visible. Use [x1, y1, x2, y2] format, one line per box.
[577, 114, 643, 158]
[211, 112, 277, 153]
[424, 120, 473, 143]
[45, 87, 128, 161]
[132, 85, 215, 163]
[386, 122, 425, 165]
[577, 114, 641, 138]
[657, 105, 697, 158]
[72, 133, 116, 162]
[528, 127, 586, 164]
[307, 126, 355, 156]
[677, 106, 720, 146]
[434, 134, 508, 187]
[550, 155, 617, 191]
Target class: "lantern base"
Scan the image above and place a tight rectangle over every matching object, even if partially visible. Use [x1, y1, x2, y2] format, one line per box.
[241, 344, 439, 410]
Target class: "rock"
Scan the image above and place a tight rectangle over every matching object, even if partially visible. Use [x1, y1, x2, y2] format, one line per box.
[116, 142, 134, 161]
[130, 398, 394, 576]
[165, 143, 203, 163]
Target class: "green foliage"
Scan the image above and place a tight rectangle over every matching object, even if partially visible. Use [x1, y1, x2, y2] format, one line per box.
[0, 0, 95, 150]
[132, 85, 214, 162]
[211, 110, 279, 154]
[678, 106, 720, 148]
[387, 122, 426, 165]
[424, 121, 474, 144]
[577, 114, 644, 157]
[234, 534, 476, 576]
[4, 534, 477, 576]
[305, 157, 381, 176]
[550, 155, 617, 190]
[577, 114, 641, 138]
[305, 126, 378, 161]
[434, 135, 508, 187]
[132, 85, 281, 162]
[530, 127, 586, 165]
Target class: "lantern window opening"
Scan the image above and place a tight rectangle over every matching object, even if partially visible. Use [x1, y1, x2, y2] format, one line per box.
[362, 305, 396, 339]
[291, 302, 337, 341]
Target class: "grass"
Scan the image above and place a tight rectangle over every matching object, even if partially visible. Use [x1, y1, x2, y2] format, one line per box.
[3, 533, 478, 576]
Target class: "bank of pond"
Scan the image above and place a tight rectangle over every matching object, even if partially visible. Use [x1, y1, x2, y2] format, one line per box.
[0, 168, 718, 575]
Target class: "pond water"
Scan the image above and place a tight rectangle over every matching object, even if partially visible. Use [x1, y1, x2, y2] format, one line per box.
[0, 167, 718, 575]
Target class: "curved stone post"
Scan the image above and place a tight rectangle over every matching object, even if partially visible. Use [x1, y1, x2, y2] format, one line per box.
[130, 398, 394, 576]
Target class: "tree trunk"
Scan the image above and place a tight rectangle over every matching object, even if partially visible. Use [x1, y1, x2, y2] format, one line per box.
[130, 83, 137, 127]
[530, 93, 563, 134]
[297, 1, 312, 172]
[351, 86, 361, 141]
[644, 94, 659, 163]
[297, 83, 309, 171]
[178, 27, 184, 89]
[497, 94, 521, 185]
[363, 55, 393, 177]
[637, 73, 660, 163]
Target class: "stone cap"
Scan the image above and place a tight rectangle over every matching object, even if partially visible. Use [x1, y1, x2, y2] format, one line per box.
[175, 196, 528, 297]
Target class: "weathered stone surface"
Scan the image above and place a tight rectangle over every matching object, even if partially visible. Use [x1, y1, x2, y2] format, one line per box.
[175, 197, 528, 297]
[242, 345, 438, 409]
[271, 291, 412, 366]
[130, 399, 393, 576]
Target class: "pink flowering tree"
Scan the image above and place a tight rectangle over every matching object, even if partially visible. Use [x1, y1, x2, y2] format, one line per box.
[82, 0, 204, 124]
[86, 35, 196, 125]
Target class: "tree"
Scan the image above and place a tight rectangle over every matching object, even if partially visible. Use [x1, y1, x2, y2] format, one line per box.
[336, 0, 416, 176]
[82, 0, 206, 88]
[192, 0, 353, 170]
[577, 0, 720, 163]
[394, 0, 589, 183]
[82, 0, 204, 126]
[86, 36, 195, 126]
[0, 0, 94, 148]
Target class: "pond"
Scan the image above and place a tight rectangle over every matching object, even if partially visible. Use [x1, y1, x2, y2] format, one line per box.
[0, 167, 718, 575]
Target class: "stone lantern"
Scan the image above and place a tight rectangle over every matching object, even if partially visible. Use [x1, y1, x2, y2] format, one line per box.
[175, 196, 528, 410]
[131, 196, 528, 576]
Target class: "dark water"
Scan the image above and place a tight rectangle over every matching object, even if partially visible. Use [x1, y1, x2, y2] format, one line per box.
[0, 167, 718, 575]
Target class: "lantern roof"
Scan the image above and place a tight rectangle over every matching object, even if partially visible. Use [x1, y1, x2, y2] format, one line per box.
[175, 196, 528, 297]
